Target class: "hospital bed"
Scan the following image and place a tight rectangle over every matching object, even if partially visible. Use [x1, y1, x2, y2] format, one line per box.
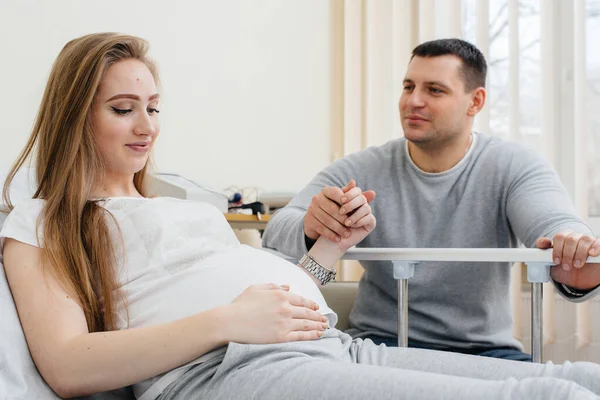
[2, 169, 599, 399]
[2, 232, 599, 399]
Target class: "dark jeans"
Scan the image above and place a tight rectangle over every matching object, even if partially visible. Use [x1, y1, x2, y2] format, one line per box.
[367, 335, 532, 362]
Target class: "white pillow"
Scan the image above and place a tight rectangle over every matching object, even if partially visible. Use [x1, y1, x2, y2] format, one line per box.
[0, 167, 133, 400]
[0, 167, 59, 399]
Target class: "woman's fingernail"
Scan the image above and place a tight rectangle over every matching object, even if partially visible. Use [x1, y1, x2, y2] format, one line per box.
[335, 236, 341, 242]
[345, 219, 352, 226]
[574, 260, 581, 268]
[344, 231, 351, 237]
[340, 197, 347, 203]
[563, 264, 570, 271]
[554, 258, 560, 265]
[321, 323, 329, 330]
[322, 316, 327, 322]
[339, 207, 346, 215]
[317, 331, 325, 337]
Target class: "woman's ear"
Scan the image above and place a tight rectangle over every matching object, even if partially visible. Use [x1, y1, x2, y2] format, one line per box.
[467, 87, 486, 117]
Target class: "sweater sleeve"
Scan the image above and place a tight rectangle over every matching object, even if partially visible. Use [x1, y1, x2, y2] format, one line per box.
[504, 144, 597, 302]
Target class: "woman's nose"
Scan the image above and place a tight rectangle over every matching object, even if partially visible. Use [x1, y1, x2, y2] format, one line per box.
[134, 113, 158, 136]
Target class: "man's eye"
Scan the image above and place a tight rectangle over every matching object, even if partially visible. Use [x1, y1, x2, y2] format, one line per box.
[403, 86, 414, 91]
[111, 107, 132, 115]
[147, 108, 160, 114]
[430, 88, 443, 94]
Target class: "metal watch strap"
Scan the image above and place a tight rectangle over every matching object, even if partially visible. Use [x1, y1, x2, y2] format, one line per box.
[298, 254, 336, 285]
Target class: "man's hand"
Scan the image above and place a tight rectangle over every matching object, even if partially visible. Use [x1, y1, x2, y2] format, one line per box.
[536, 231, 600, 290]
[304, 180, 376, 243]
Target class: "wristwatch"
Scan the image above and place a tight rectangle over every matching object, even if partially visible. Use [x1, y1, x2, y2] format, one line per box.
[298, 254, 337, 285]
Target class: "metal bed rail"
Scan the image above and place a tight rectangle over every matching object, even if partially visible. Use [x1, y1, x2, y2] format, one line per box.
[342, 248, 600, 363]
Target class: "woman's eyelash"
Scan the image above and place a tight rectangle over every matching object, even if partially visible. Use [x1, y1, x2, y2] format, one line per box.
[111, 106, 160, 115]
[111, 107, 132, 115]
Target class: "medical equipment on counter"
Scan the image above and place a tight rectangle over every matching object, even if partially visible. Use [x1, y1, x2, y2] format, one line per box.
[259, 192, 295, 213]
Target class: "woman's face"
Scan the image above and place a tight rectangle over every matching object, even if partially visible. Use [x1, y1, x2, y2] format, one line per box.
[91, 58, 160, 177]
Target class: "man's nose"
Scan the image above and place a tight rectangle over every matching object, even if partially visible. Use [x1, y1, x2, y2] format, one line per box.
[406, 89, 425, 108]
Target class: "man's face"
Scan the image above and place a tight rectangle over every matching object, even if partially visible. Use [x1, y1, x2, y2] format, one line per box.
[399, 55, 475, 148]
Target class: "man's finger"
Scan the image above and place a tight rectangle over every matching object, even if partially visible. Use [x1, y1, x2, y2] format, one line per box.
[560, 232, 582, 271]
[314, 221, 343, 243]
[316, 195, 348, 225]
[364, 190, 376, 203]
[311, 208, 347, 242]
[551, 231, 574, 268]
[535, 237, 553, 249]
[573, 236, 595, 268]
[589, 239, 600, 257]
[313, 206, 350, 237]
[322, 186, 346, 205]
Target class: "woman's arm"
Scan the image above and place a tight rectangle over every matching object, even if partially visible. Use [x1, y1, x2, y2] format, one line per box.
[4, 239, 326, 398]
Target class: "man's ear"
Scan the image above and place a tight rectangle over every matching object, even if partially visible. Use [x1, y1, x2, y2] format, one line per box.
[467, 87, 486, 117]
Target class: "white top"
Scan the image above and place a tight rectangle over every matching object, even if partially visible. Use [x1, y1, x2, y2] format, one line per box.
[0, 197, 336, 400]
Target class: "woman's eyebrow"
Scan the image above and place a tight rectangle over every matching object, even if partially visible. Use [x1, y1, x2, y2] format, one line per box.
[105, 93, 160, 102]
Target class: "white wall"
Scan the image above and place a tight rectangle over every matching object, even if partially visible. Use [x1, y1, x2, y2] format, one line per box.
[0, 0, 333, 193]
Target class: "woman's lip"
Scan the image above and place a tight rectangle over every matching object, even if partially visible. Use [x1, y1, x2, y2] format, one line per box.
[126, 143, 150, 152]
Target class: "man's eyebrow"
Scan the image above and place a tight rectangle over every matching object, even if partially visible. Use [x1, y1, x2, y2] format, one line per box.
[424, 81, 451, 90]
[403, 79, 451, 91]
[105, 93, 160, 102]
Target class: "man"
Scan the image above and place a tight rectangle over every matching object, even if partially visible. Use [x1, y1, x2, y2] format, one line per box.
[262, 38, 600, 361]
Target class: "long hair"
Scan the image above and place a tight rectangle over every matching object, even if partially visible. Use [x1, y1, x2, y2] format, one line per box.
[2, 33, 158, 332]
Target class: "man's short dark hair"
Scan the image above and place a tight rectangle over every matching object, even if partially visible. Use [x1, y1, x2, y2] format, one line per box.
[411, 38, 487, 92]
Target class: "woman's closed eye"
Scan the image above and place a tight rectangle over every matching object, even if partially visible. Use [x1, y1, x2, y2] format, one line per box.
[111, 106, 132, 115]
[111, 106, 160, 115]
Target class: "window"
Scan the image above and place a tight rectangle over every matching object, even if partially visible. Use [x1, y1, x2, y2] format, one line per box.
[463, 0, 600, 223]
[587, 0, 600, 218]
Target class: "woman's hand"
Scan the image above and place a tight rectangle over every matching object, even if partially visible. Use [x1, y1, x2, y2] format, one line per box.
[221, 283, 328, 344]
[334, 181, 376, 252]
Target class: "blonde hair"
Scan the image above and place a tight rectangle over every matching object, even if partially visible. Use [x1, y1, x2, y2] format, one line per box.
[2, 33, 158, 332]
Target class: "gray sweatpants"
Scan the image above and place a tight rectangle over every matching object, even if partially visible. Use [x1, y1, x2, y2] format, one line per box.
[158, 329, 600, 400]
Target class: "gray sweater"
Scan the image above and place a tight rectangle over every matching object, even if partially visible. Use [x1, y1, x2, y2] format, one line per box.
[263, 133, 598, 351]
